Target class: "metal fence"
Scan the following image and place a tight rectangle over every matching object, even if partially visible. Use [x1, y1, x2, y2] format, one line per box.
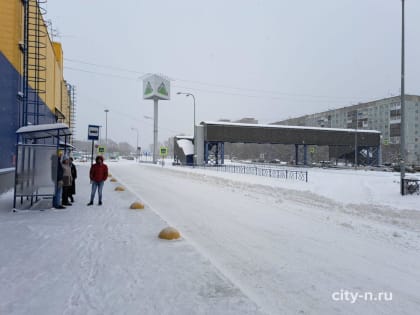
[191, 164, 308, 182]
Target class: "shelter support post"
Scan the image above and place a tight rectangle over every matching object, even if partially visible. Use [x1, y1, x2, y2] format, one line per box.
[204, 141, 209, 164]
[220, 142, 224, 164]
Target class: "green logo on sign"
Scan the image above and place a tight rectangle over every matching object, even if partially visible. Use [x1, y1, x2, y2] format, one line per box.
[145, 82, 153, 95]
[157, 82, 168, 96]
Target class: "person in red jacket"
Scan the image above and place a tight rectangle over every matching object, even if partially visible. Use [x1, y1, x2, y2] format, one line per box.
[87, 155, 108, 206]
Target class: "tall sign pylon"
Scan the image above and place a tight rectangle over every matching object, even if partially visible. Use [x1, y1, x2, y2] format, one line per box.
[143, 74, 170, 163]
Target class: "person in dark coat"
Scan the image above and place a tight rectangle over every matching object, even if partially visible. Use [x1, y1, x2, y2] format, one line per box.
[69, 157, 77, 202]
[87, 155, 108, 206]
[61, 156, 73, 206]
[52, 150, 65, 209]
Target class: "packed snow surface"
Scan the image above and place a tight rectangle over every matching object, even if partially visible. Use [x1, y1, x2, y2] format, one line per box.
[1, 160, 419, 315]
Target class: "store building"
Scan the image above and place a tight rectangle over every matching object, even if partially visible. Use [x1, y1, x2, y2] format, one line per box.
[0, 0, 74, 193]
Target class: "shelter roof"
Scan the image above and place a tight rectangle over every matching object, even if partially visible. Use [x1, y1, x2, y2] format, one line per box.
[201, 121, 381, 134]
[200, 121, 381, 146]
[16, 123, 71, 140]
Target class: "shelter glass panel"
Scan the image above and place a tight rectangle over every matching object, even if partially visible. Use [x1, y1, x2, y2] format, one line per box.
[15, 144, 57, 195]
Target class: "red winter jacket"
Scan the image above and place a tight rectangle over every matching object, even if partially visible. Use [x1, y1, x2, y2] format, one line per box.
[90, 158, 108, 182]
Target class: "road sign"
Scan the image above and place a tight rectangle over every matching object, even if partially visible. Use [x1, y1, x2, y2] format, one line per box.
[309, 147, 315, 154]
[88, 125, 100, 140]
[160, 147, 168, 156]
[97, 146, 105, 154]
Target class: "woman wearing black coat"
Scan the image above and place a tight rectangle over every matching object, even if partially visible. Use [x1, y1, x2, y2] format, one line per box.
[69, 157, 77, 202]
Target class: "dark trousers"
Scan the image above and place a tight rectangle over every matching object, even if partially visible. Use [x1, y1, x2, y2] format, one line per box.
[62, 186, 72, 204]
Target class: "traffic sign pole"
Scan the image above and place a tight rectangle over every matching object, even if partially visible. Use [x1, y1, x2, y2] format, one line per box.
[91, 140, 94, 166]
[88, 125, 100, 166]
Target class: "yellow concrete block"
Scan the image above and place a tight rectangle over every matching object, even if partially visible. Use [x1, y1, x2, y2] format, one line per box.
[115, 186, 125, 191]
[158, 227, 181, 240]
[130, 202, 145, 210]
[110, 178, 117, 182]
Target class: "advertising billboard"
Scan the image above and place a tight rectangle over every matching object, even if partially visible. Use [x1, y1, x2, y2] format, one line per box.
[143, 74, 170, 100]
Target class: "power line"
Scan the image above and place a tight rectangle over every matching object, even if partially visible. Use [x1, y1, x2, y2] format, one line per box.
[65, 58, 146, 75]
[65, 66, 136, 80]
[64, 66, 362, 104]
[80, 95, 184, 135]
[171, 84, 352, 103]
[64, 58, 364, 102]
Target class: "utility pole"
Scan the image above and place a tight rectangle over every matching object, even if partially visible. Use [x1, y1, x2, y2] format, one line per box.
[177, 92, 197, 165]
[355, 110, 358, 169]
[400, 0, 406, 195]
[104, 109, 109, 158]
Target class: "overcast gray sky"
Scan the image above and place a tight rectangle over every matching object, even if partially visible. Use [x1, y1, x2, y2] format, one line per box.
[45, 0, 420, 151]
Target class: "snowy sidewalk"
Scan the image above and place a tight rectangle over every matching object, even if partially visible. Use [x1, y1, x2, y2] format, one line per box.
[0, 165, 263, 315]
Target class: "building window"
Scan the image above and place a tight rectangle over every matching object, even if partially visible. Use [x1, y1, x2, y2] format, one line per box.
[390, 123, 401, 137]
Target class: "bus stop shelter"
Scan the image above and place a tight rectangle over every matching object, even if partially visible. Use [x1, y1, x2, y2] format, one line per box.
[13, 123, 72, 210]
[198, 121, 381, 166]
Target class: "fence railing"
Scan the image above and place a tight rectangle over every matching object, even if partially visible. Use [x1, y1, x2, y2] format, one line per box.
[189, 164, 308, 182]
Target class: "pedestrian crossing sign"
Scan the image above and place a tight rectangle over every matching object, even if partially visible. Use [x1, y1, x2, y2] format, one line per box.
[98, 146, 105, 154]
[160, 147, 168, 156]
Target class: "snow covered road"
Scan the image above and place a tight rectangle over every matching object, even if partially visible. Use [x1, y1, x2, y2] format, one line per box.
[111, 163, 420, 315]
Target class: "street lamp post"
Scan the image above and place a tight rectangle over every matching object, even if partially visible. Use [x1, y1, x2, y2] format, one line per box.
[177, 92, 196, 164]
[400, 0, 406, 195]
[104, 109, 109, 158]
[131, 127, 139, 161]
